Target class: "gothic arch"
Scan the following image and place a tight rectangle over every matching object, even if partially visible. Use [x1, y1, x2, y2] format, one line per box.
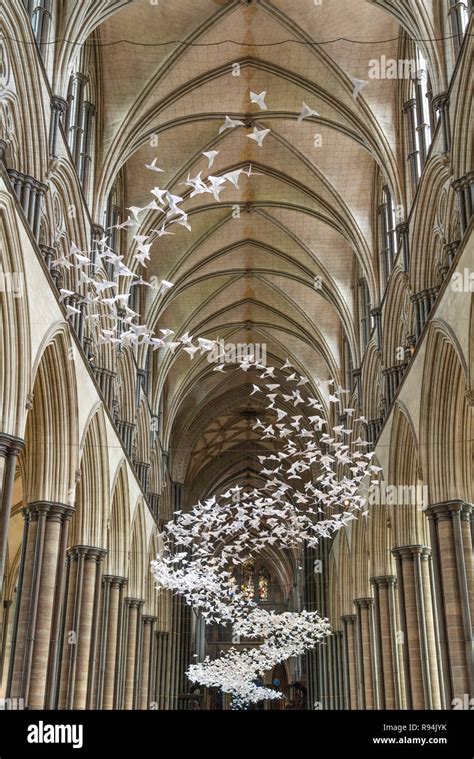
[420, 323, 472, 504]
[106, 461, 130, 578]
[71, 405, 110, 548]
[0, 190, 31, 437]
[128, 499, 147, 600]
[388, 403, 426, 547]
[24, 325, 79, 504]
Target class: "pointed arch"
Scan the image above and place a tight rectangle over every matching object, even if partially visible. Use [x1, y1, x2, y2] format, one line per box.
[128, 498, 147, 599]
[24, 325, 78, 504]
[420, 323, 472, 504]
[106, 461, 130, 578]
[70, 405, 110, 548]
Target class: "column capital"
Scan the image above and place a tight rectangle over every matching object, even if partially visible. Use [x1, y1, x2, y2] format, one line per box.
[102, 574, 128, 589]
[424, 500, 470, 521]
[460, 503, 472, 522]
[124, 597, 144, 609]
[371, 575, 397, 588]
[432, 92, 449, 111]
[91, 223, 105, 240]
[392, 544, 431, 561]
[0, 433, 25, 456]
[72, 72, 89, 85]
[26, 501, 75, 522]
[51, 95, 67, 114]
[67, 545, 107, 562]
[353, 597, 375, 609]
[403, 97, 416, 113]
[341, 614, 356, 624]
[395, 221, 409, 234]
[143, 616, 156, 625]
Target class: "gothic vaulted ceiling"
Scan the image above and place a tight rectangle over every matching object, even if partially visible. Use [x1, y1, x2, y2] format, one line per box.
[87, 0, 404, 495]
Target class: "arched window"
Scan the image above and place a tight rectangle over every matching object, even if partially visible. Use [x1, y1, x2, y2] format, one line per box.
[257, 566, 270, 602]
[241, 560, 255, 600]
[239, 561, 272, 603]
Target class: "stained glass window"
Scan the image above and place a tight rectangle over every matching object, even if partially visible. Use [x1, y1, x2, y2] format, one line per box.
[258, 566, 270, 602]
[241, 560, 254, 600]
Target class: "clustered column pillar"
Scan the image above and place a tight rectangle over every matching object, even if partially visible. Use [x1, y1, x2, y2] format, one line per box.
[140, 616, 156, 710]
[425, 502, 473, 701]
[153, 630, 170, 709]
[122, 598, 144, 710]
[341, 614, 358, 709]
[58, 545, 107, 709]
[392, 545, 442, 709]
[371, 576, 402, 709]
[49, 95, 67, 159]
[97, 576, 127, 710]
[8, 502, 73, 708]
[354, 598, 377, 709]
[0, 435, 25, 600]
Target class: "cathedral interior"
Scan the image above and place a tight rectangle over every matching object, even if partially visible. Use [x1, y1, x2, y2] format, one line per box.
[0, 0, 472, 713]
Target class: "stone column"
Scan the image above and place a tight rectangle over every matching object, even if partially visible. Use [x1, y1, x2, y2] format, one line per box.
[432, 94, 451, 154]
[68, 73, 88, 165]
[78, 101, 95, 190]
[354, 598, 376, 709]
[371, 576, 401, 709]
[123, 598, 143, 710]
[9, 502, 73, 708]
[371, 308, 382, 353]
[425, 502, 473, 700]
[0, 599, 12, 685]
[396, 222, 410, 272]
[392, 545, 442, 709]
[0, 435, 25, 599]
[328, 631, 343, 709]
[100, 576, 127, 710]
[59, 546, 106, 709]
[49, 96, 67, 159]
[453, 173, 474, 236]
[140, 616, 155, 709]
[403, 98, 419, 188]
[86, 549, 107, 709]
[341, 615, 358, 709]
[155, 631, 170, 709]
[45, 502, 74, 709]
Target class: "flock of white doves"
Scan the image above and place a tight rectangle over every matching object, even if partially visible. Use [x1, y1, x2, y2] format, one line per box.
[51, 97, 323, 354]
[153, 362, 378, 705]
[54, 93, 376, 707]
